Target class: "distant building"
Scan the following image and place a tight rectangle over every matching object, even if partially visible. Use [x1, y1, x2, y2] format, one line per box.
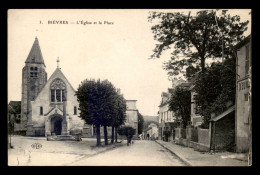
[235, 35, 251, 152]
[143, 123, 158, 140]
[125, 100, 139, 137]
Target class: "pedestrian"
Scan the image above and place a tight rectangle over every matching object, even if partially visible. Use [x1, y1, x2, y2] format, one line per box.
[147, 133, 150, 140]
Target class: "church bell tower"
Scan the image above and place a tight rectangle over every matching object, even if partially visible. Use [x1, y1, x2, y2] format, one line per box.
[21, 37, 47, 136]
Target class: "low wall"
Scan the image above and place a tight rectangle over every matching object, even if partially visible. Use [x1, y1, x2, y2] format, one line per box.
[175, 127, 210, 152]
[197, 128, 210, 151]
[198, 128, 210, 146]
[175, 128, 181, 140]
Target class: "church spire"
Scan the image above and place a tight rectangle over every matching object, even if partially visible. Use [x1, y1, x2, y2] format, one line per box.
[25, 37, 45, 66]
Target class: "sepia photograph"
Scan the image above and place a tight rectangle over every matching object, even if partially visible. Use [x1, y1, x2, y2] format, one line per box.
[7, 9, 251, 166]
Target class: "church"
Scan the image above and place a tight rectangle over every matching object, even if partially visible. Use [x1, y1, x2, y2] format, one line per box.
[16, 37, 90, 137]
[13, 37, 139, 138]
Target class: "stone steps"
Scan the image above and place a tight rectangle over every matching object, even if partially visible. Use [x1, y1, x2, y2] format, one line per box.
[47, 135, 78, 141]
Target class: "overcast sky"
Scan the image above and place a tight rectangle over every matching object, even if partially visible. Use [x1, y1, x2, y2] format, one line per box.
[8, 9, 251, 116]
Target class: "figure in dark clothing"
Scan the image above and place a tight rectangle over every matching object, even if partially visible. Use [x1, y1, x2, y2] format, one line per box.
[147, 133, 150, 140]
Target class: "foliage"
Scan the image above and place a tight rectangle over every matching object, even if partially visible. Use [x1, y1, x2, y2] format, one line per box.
[111, 94, 127, 128]
[148, 10, 249, 78]
[137, 112, 144, 134]
[75, 79, 126, 145]
[169, 86, 191, 128]
[76, 79, 118, 126]
[194, 57, 236, 128]
[111, 93, 127, 143]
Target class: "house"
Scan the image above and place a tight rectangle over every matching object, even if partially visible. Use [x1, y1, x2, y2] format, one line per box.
[8, 101, 22, 134]
[235, 35, 251, 153]
[158, 89, 176, 142]
[188, 74, 203, 127]
[143, 122, 158, 140]
[158, 80, 188, 142]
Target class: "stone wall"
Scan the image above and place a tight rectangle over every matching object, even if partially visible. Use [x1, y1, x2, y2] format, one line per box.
[198, 128, 210, 147]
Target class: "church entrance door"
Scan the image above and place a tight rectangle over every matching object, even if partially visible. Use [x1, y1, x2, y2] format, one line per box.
[51, 115, 62, 135]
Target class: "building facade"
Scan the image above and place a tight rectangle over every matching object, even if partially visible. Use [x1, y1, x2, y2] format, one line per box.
[158, 89, 176, 141]
[189, 82, 203, 127]
[235, 35, 251, 152]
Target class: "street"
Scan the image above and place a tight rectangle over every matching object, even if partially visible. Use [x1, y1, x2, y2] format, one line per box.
[70, 140, 186, 166]
[8, 136, 186, 166]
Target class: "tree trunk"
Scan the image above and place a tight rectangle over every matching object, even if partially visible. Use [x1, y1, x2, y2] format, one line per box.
[111, 126, 114, 144]
[96, 125, 101, 146]
[201, 56, 206, 72]
[115, 126, 118, 143]
[104, 125, 108, 145]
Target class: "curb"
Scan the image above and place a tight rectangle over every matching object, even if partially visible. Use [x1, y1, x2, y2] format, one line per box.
[155, 140, 193, 166]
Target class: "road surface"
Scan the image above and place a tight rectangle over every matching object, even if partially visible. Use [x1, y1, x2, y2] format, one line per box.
[70, 140, 186, 166]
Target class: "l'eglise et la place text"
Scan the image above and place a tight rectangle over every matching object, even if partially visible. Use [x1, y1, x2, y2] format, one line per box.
[48, 20, 68, 24]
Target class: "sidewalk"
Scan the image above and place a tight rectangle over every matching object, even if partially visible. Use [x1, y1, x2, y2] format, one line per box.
[155, 140, 249, 166]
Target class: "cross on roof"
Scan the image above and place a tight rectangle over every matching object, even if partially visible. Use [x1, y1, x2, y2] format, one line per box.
[57, 57, 60, 68]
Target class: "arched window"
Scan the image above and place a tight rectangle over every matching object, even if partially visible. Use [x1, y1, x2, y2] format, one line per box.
[50, 78, 66, 103]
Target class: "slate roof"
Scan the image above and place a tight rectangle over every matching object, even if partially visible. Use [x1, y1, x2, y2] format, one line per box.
[25, 37, 45, 66]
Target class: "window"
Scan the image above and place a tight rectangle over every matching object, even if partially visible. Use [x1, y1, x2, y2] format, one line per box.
[74, 106, 77, 115]
[51, 89, 55, 102]
[56, 89, 61, 102]
[30, 66, 38, 78]
[245, 45, 249, 75]
[50, 78, 66, 103]
[40, 107, 43, 115]
[244, 93, 249, 101]
[62, 90, 66, 101]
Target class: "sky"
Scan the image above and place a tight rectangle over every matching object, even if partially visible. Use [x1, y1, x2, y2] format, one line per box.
[8, 9, 251, 116]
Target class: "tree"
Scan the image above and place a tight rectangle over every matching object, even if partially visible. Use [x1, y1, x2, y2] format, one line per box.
[148, 10, 249, 78]
[118, 126, 136, 146]
[75, 79, 118, 146]
[169, 86, 191, 128]
[137, 112, 144, 135]
[111, 93, 127, 144]
[194, 57, 236, 128]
